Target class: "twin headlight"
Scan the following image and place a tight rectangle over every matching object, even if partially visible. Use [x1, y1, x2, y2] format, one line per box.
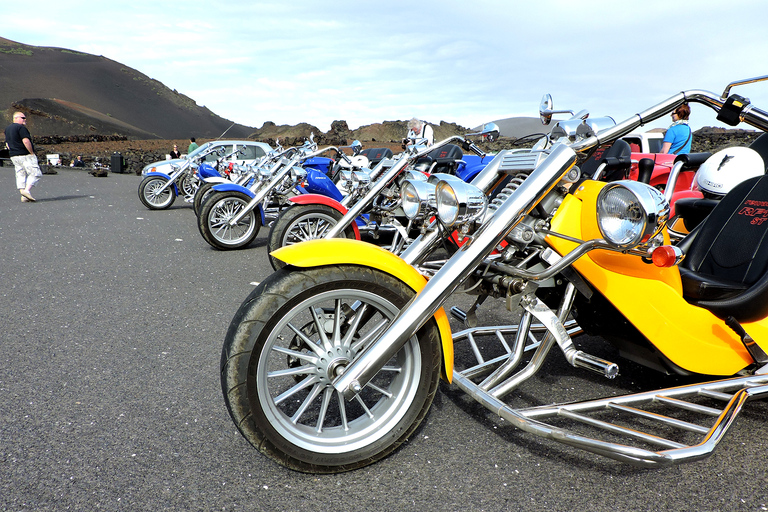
[339, 169, 373, 190]
[401, 173, 487, 226]
[596, 181, 669, 248]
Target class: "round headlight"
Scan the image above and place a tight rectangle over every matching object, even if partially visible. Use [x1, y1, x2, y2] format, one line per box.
[401, 179, 436, 219]
[435, 178, 487, 227]
[290, 166, 307, 181]
[351, 169, 372, 188]
[596, 181, 669, 248]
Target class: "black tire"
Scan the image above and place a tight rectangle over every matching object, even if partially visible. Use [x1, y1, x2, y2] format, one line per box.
[193, 182, 216, 216]
[267, 204, 357, 270]
[138, 176, 176, 210]
[220, 265, 442, 473]
[178, 173, 198, 199]
[197, 191, 261, 250]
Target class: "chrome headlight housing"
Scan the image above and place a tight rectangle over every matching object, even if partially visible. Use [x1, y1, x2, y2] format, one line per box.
[401, 179, 437, 220]
[290, 166, 307, 182]
[596, 180, 669, 249]
[435, 177, 487, 227]
[351, 169, 372, 189]
[404, 170, 429, 182]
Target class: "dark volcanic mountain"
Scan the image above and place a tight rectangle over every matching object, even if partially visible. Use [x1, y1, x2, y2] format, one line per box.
[0, 37, 255, 139]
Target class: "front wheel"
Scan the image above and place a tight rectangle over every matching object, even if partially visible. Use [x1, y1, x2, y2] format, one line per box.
[138, 176, 176, 210]
[220, 265, 441, 473]
[267, 204, 357, 270]
[197, 191, 261, 250]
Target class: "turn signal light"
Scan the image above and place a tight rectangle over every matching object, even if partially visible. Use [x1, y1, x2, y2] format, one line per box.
[651, 245, 682, 267]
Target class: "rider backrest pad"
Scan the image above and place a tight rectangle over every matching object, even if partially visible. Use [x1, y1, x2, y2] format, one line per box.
[579, 139, 632, 181]
[680, 174, 768, 320]
[426, 144, 464, 164]
[359, 148, 394, 166]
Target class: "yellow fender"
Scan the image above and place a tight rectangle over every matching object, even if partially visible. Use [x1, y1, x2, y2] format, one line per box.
[271, 239, 454, 382]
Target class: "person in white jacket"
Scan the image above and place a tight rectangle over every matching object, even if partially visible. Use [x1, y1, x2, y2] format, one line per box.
[403, 118, 434, 148]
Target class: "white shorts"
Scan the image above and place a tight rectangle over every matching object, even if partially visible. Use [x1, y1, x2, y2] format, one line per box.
[10, 154, 42, 190]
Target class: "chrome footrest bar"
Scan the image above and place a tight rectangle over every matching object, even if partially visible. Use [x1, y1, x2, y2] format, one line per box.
[450, 319, 582, 381]
[451, 371, 768, 467]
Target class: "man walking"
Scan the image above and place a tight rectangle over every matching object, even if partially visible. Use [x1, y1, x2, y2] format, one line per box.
[4, 111, 41, 202]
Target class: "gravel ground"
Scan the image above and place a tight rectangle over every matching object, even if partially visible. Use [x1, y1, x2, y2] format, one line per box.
[1, 168, 767, 512]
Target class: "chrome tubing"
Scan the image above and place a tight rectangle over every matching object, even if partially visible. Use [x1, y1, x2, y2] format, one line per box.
[229, 154, 303, 224]
[572, 88, 768, 154]
[399, 150, 517, 266]
[154, 160, 191, 194]
[332, 143, 578, 399]
[324, 136, 471, 239]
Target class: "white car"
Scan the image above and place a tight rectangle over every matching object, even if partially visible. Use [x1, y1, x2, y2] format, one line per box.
[141, 140, 272, 175]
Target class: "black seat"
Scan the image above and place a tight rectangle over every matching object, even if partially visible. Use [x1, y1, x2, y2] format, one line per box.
[679, 174, 768, 321]
[359, 148, 393, 166]
[413, 144, 464, 174]
[579, 139, 632, 181]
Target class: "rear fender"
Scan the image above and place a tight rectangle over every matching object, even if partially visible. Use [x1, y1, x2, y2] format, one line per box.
[271, 238, 454, 381]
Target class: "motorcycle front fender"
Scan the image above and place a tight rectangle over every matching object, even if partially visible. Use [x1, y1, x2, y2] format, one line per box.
[271, 238, 454, 381]
[212, 183, 255, 198]
[289, 194, 347, 212]
[287, 195, 362, 240]
[203, 177, 230, 185]
[145, 171, 172, 180]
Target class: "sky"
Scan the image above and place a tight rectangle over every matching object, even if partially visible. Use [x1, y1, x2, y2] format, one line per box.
[4, 0, 768, 135]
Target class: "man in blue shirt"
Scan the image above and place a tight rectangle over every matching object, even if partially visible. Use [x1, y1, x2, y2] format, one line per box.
[660, 103, 692, 155]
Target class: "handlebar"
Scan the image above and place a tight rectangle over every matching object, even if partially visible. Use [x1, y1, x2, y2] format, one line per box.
[571, 84, 768, 154]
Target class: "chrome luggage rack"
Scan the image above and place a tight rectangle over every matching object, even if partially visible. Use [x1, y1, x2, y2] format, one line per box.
[449, 308, 768, 467]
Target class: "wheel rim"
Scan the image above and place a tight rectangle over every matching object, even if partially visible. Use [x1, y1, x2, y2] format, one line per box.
[207, 196, 257, 245]
[281, 211, 340, 247]
[180, 174, 198, 198]
[144, 178, 173, 207]
[254, 288, 421, 454]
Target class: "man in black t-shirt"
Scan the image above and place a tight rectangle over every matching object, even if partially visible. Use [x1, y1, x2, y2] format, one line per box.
[4, 111, 42, 202]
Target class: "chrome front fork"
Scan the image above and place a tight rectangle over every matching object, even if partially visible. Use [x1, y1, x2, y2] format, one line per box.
[332, 144, 579, 399]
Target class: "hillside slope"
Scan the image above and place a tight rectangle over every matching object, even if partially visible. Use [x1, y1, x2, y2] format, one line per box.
[0, 37, 254, 139]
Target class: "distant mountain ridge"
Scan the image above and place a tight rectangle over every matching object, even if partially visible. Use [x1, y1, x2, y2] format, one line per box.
[0, 37, 611, 145]
[0, 37, 255, 139]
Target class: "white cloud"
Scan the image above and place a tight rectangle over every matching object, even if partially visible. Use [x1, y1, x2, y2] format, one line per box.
[4, 0, 768, 133]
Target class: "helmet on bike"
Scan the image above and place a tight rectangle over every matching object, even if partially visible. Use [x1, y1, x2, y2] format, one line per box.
[695, 147, 765, 198]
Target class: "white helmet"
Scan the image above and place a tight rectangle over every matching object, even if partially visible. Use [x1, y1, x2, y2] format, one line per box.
[695, 146, 765, 197]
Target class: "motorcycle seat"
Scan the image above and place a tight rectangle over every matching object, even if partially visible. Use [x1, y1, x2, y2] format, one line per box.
[580, 139, 632, 181]
[679, 174, 768, 321]
[358, 148, 393, 166]
[414, 144, 465, 173]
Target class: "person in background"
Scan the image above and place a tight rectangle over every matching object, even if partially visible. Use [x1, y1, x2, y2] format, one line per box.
[170, 144, 181, 159]
[4, 111, 41, 202]
[660, 103, 692, 155]
[71, 155, 85, 167]
[402, 118, 434, 149]
[188, 137, 199, 154]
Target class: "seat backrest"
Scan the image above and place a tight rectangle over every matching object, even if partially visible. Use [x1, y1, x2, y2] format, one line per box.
[359, 148, 393, 165]
[579, 139, 632, 181]
[683, 175, 768, 284]
[748, 133, 768, 172]
[426, 144, 463, 164]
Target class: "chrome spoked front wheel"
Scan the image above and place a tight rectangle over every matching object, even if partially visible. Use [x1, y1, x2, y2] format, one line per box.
[221, 265, 441, 473]
[198, 191, 261, 250]
[138, 176, 176, 210]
